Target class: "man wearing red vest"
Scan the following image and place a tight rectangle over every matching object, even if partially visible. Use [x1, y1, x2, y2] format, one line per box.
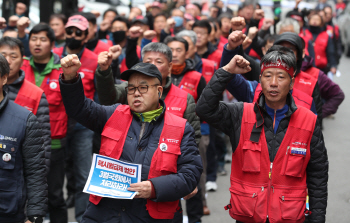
[59, 58, 203, 222]
[0, 36, 51, 177]
[19, 23, 68, 223]
[95, 42, 205, 222]
[52, 14, 98, 222]
[164, 36, 207, 102]
[197, 50, 328, 223]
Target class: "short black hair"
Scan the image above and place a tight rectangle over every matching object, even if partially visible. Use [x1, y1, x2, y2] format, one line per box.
[29, 23, 55, 43]
[81, 12, 97, 25]
[154, 13, 167, 21]
[164, 36, 189, 52]
[193, 3, 202, 11]
[49, 13, 67, 25]
[262, 34, 278, 47]
[217, 13, 232, 28]
[192, 20, 212, 34]
[262, 45, 297, 77]
[112, 16, 131, 29]
[0, 54, 10, 77]
[103, 8, 118, 19]
[0, 36, 25, 57]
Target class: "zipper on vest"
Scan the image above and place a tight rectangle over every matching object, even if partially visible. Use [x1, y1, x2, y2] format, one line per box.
[273, 110, 276, 131]
[267, 162, 273, 219]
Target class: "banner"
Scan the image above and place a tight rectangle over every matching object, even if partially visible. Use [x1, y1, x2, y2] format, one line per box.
[83, 154, 142, 199]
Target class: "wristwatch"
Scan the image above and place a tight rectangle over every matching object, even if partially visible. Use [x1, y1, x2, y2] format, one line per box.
[28, 216, 43, 223]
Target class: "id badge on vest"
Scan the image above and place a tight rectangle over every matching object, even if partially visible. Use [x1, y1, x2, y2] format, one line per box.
[83, 154, 142, 199]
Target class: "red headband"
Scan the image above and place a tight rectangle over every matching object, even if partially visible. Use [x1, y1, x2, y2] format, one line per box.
[290, 15, 303, 22]
[261, 60, 295, 78]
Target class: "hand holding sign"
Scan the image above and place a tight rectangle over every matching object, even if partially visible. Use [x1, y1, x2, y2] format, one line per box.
[128, 181, 152, 199]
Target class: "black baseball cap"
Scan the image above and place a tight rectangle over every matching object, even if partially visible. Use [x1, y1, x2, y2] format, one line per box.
[121, 62, 162, 84]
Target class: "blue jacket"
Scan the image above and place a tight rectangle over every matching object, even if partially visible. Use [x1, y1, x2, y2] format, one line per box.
[60, 77, 202, 222]
[0, 92, 47, 222]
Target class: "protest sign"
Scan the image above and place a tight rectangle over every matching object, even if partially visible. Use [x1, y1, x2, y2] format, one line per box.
[83, 154, 142, 199]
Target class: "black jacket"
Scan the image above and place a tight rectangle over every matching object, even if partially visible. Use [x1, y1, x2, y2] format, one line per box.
[6, 70, 51, 176]
[0, 92, 47, 221]
[196, 68, 328, 223]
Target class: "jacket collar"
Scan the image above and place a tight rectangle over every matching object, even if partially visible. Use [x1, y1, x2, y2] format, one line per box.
[256, 92, 297, 119]
[11, 69, 25, 85]
[0, 91, 9, 113]
[131, 99, 166, 123]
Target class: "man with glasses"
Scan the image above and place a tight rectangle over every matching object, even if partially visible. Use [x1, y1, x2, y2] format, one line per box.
[53, 14, 98, 222]
[59, 57, 203, 222]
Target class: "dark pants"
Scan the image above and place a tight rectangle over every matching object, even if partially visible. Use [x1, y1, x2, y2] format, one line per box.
[186, 186, 203, 223]
[48, 148, 68, 223]
[206, 127, 227, 182]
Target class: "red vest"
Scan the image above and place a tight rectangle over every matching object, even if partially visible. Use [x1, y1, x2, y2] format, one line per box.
[294, 71, 318, 97]
[305, 66, 320, 80]
[326, 24, 340, 39]
[21, 60, 68, 139]
[119, 46, 141, 73]
[201, 58, 216, 84]
[227, 103, 316, 223]
[14, 79, 43, 115]
[178, 70, 202, 102]
[299, 29, 313, 56]
[90, 105, 187, 219]
[53, 47, 97, 100]
[313, 31, 329, 69]
[207, 49, 223, 68]
[164, 84, 187, 117]
[253, 84, 313, 110]
[93, 40, 111, 56]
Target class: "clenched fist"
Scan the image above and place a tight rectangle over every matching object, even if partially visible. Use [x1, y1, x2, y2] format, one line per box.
[253, 9, 265, 20]
[61, 54, 81, 80]
[129, 26, 143, 39]
[231, 16, 246, 31]
[223, 55, 251, 75]
[242, 37, 253, 50]
[247, 27, 258, 40]
[227, 31, 246, 50]
[261, 18, 274, 31]
[143, 30, 157, 40]
[164, 18, 175, 33]
[0, 17, 6, 29]
[17, 16, 30, 30]
[98, 45, 122, 71]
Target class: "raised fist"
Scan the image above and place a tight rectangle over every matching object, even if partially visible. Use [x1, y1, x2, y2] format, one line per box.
[109, 45, 122, 60]
[261, 18, 274, 31]
[223, 55, 251, 75]
[0, 17, 6, 29]
[17, 16, 30, 31]
[143, 30, 157, 40]
[231, 16, 246, 31]
[227, 31, 246, 50]
[129, 26, 143, 39]
[253, 9, 265, 20]
[61, 54, 81, 80]
[242, 37, 253, 50]
[164, 18, 175, 33]
[247, 27, 258, 40]
[90, 10, 101, 18]
[8, 15, 19, 27]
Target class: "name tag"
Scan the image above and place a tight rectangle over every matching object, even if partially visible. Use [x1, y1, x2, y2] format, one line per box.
[290, 147, 306, 156]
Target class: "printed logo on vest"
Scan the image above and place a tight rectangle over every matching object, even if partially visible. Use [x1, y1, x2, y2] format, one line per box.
[160, 143, 168, 151]
[166, 139, 180, 144]
[81, 68, 94, 73]
[50, 82, 58, 89]
[168, 107, 182, 111]
[299, 79, 311, 85]
[79, 72, 85, 79]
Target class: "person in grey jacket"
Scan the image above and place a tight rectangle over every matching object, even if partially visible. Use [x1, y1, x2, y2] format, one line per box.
[0, 54, 47, 223]
[0, 36, 51, 175]
[95, 42, 201, 145]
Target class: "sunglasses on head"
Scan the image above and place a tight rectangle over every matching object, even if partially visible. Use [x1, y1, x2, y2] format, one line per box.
[65, 28, 83, 37]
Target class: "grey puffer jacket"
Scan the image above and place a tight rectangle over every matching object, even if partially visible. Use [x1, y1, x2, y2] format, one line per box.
[5, 70, 51, 176]
[95, 66, 201, 145]
[196, 68, 328, 223]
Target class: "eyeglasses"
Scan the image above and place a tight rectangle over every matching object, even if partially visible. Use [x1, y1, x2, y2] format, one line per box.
[65, 28, 83, 37]
[125, 84, 159, 95]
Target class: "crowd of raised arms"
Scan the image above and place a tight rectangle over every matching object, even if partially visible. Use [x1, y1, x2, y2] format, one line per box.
[0, 0, 345, 222]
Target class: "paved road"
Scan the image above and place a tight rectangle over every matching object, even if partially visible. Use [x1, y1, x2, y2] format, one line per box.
[66, 56, 350, 222]
[200, 55, 350, 223]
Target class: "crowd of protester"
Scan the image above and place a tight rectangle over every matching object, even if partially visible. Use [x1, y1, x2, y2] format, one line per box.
[0, 0, 345, 222]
